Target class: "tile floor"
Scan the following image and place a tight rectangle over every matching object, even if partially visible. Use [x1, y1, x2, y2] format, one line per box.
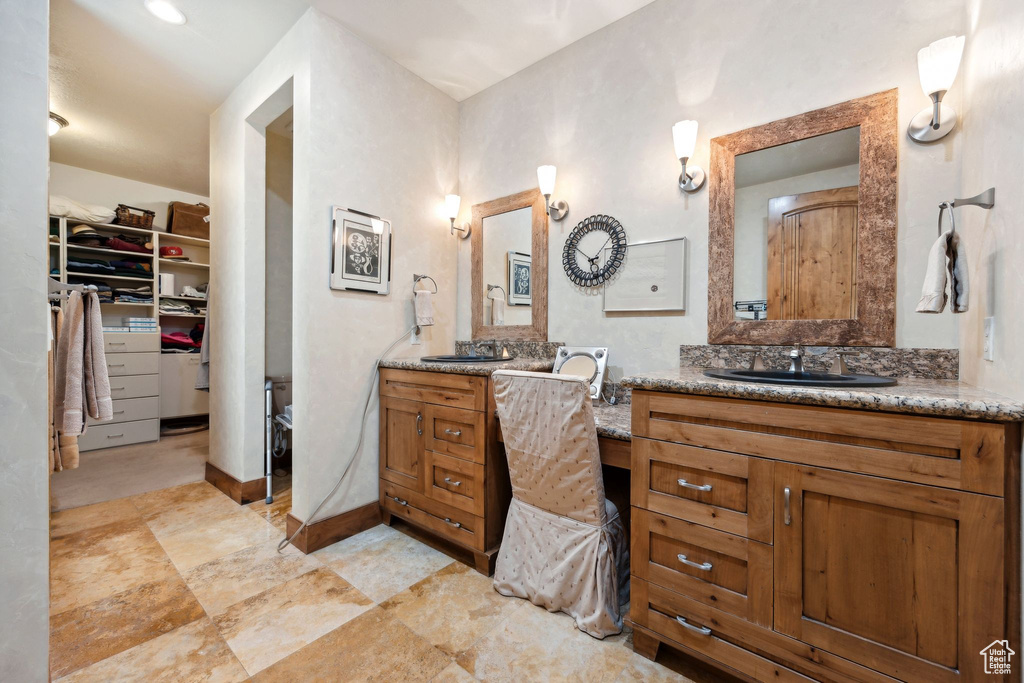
[50, 477, 726, 681]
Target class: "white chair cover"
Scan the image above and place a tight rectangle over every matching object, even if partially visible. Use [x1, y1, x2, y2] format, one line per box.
[491, 370, 629, 638]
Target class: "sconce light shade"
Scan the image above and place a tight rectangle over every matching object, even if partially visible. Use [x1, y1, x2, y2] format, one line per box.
[908, 35, 964, 143]
[537, 165, 557, 196]
[445, 194, 461, 220]
[917, 35, 965, 96]
[672, 120, 698, 160]
[49, 112, 68, 137]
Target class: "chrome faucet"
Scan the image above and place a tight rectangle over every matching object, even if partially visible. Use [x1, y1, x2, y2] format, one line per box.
[473, 340, 500, 359]
[788, 344, 805, 373]
[829, 351, 860, 376]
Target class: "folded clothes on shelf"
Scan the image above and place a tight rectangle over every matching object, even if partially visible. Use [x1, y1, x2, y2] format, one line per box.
[114, 285, 154, 303]
[180, 285, 207, 299]
[161, 331, 202, 351]
[67, 257, 153, 279]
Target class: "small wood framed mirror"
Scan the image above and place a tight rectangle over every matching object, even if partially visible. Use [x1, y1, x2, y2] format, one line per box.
[471, 188, 548, 341]
[708, 89, 898, 346]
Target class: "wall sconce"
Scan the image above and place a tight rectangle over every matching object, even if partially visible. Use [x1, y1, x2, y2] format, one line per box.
[672, 120, 705, 193]
[908, 35, 965, 143]
[446, 194, 470, 238]
[49, 112, 68, 137]
[537, 165, 569, 221]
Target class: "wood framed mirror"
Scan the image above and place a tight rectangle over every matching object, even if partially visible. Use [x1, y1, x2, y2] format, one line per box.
[708, 89, 898, 346]
[471, 188, 548, 341]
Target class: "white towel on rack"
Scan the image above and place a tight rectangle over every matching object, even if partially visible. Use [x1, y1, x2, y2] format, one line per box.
[916, 230, 970, 314]
[491, 296, 505, 325]
[415, 290, 434, 326]
[948, 230, 969, 313]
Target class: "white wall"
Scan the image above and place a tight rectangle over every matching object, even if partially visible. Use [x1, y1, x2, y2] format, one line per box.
[958, 0, 1024, 402]
[265, 130, 293, 379]
[456, 0, 965, 377]
[211, 9, 459, 523]
[48, 162, 208, 231]
[0, 0, 51, 679]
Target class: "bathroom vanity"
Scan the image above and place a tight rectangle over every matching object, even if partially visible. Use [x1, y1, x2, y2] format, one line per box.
[622, 368, 1022, 683]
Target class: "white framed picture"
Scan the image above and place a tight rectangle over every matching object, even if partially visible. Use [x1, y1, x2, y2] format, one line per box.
[507, 250, 531, 306]
[602, 237, 686, 312]
[330, 206, 391, 295]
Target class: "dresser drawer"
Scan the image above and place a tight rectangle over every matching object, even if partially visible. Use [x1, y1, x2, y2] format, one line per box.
[425, 450, 485, 516]
[160, 353, 209, 418]
[632, 509, 772, 627]
[380, 369, 487, 412]
[632, 438, 773, 542]
[426, 405, 486, 464]
[381, 480, 484, 551]
[105, 352, 159, 377]
[103, 332, 159, 353]
[78, 418, 159, 452]
[88, 397, 159, 426]
[108, 374, 159, 399]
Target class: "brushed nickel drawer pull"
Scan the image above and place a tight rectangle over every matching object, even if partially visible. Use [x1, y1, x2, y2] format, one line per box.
[444, 428, 462, 437]
[107, 433, 124, 439]
[109, 342, 126, 346]
[677, 554, 713, 571]
[784, 487, 792, 525]
[443, 517, 462, 529]
[676, 616, 711, 635]
[390, 496, 408, 506]
[113, 410, 125, 415]
[444, 477, 462, 487]
[677, 478, 712, 492]
[416, 413, 422, 436]
[112, 387, 125, 391]
[109, 363, 126, 368]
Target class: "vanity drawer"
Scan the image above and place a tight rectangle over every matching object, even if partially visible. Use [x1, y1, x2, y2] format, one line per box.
[78, 418, 159, 452]
[632, 509, 772, 627]
[380, 369, 487, 412]
[88, 397, 159, 426]
[103, 332, 159, 354]
[426, 405, 486, 464]
[425, 450, 485, 516]
[108, 373, 159, 399]
[105, 352, 159, 377]
[632, 438, 773, 543]
[381, 480, 484, 551]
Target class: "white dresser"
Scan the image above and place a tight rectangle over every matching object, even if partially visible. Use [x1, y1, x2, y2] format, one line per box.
[160, 353, 209, 418]
[79, 332, 160, 451]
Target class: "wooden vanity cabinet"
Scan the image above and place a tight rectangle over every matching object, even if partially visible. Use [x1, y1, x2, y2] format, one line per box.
[378, 368, 511, 575]
[630, 391, 1020, 683]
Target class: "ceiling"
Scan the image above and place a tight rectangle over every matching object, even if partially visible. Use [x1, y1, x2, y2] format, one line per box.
[48, 0, 655, 196]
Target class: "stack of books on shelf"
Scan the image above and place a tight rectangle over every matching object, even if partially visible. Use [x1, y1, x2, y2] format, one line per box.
[102, 317, 158, 333]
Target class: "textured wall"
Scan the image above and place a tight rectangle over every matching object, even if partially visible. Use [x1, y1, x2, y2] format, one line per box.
[457, 0, 965, 380]
[958, 0, 1024, 401]
[0, 0, 51, 679]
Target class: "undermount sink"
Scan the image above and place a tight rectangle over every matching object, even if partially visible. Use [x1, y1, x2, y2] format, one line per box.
[420, 354, 513, 363]
[703, 368, 897, 388]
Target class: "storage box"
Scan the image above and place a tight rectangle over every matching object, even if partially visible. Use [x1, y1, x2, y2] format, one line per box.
[167, 202, 210, 239]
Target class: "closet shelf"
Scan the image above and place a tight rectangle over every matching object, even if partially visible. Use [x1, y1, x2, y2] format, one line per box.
[52, 216, 155, 237]
[159, 312, 206, 318]
[159, 258, 209, 269]
[66, 271, 155, 284]
[100, 301, 155, 307]
[157, 232, 209, 246]
[67, 243, 154, 258]
[159, 294, 207, 301]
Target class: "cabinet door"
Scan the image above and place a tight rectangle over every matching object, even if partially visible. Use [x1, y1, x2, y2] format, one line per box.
[379, 396, 426, 493]
[774, 464, 1005, 683]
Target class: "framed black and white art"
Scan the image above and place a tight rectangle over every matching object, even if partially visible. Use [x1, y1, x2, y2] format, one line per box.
[507, 251, 531, 306]
[330, 206, 392, 295]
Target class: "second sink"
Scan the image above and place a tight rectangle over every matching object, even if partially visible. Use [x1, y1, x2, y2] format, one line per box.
[703, 368, 897, 388]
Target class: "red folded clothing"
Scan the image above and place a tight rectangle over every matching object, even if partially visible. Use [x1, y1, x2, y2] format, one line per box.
[107, 236, 153, 254]
[161, 332, 200, 348]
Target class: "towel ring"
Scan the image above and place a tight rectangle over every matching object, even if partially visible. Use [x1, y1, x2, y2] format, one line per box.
[486, 284, 506, 300]
[413, 274, 438, 293]
[937, 202, 956, 237]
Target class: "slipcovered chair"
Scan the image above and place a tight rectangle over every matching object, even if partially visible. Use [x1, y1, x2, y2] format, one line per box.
[491, 370, 629, 638]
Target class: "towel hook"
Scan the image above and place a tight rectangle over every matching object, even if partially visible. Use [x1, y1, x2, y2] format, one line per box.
[486, 284, 506, 300]
[937, 187, 995, 237]
[413, 274, 438, 293]
[937, 202, 956, 237]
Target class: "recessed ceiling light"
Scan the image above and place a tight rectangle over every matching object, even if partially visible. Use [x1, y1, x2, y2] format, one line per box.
[144, 0, 186, 25]
[49, 112, 68, 137]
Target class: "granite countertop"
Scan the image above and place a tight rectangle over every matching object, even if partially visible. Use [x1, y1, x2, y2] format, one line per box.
[379, 357, 554, 376]
[592, 402, 631, 441]
[622, 367, 1024, 421]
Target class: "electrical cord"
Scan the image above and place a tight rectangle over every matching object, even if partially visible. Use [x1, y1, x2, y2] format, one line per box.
[277, 325, 419, 553]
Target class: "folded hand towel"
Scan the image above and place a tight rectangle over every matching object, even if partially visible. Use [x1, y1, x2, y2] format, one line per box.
[55, 292, 87, 435]
[491, 296, 505, 325]
[948, 231, 969, 313]
[916, 231, 953, 313]
[415, 290, 434, 327]
[83, 292, 113, 423]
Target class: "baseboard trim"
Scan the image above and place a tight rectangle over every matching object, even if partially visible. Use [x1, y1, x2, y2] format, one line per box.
[205, 462, 265, 505]
[285, 502, 381, 554]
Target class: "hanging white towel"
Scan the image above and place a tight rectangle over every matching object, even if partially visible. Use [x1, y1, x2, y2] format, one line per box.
[414, 290, 434, 326]
[491, 296, 505, 325]
[948, 231, 969, 313]
[916, 231, 953, 313]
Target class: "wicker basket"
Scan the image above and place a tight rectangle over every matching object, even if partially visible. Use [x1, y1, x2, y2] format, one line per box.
[114, 204, 155, 229]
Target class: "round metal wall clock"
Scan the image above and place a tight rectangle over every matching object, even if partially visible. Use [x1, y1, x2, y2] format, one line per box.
[562, 214, 627, 287]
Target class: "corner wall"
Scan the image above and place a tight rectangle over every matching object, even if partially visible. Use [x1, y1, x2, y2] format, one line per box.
[456, 0, 965, 377]
[0, 0, 51, 679]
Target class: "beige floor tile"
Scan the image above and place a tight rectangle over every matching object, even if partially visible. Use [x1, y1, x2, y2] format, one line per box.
[155, 505, 278, 571]
[133, 481, 243, 538]
[50, 574, 204, 679]
[50, 519, 178, 615]
[615, 652, 693, 682]
[57, 617, 247, 683]
[213, 566, 374, 675]
[182, 538, 321, 616]
[431, 661, 478, 682]
[316, 524, 455, 603]
[252, 606, 451, 682]
[456, 601, 633, 682]
[382, 562, 523, 656]
[246, 477, 292, 532]
[50, 497, 142, 539]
